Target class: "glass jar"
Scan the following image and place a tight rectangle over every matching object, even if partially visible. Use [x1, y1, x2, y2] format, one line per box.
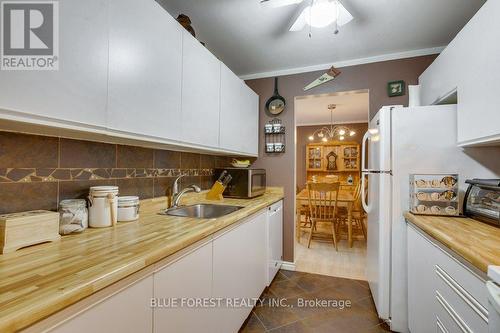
[59, 199, 88, 234]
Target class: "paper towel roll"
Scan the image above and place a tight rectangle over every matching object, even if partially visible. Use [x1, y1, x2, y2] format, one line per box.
[408, 85, 421, 107]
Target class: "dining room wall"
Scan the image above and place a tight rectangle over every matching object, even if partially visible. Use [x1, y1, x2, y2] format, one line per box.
[246, 54, 437, 262]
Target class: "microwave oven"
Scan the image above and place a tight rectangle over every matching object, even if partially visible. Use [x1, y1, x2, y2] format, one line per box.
[214, 168, 266, 198]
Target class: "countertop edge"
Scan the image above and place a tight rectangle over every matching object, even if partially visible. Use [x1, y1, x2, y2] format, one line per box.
[404, 212, 490, 280]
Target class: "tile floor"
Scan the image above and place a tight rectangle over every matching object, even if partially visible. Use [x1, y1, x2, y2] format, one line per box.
[239, 270, 391, 333]
[295, 222, 367, 280]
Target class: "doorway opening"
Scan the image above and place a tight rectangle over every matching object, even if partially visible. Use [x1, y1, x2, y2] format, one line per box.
[294, 89, 369, 280]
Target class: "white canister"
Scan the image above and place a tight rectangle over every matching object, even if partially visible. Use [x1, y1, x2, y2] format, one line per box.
[88, 186, 118, 228]
[117, 196, 140, 222]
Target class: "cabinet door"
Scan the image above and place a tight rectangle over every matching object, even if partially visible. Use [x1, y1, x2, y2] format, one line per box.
[267, 201, 283, 285]
[153, 242, 213, 333]
[419, 0, 500, 145]
[0, 0, 108, 128]
[107, 0, 182, 140]
[407, 225, 436, 333]
[220, 64, 259, 155]
[240, 84, 259, 155]
[181, 31, 221, 148]
[212, 212, 267, 332]
[50, 276, 153, 333]
[220, 63, 245, 152]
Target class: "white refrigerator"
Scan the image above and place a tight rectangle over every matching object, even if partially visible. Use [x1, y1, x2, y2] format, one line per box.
[361, 105, 500, 332]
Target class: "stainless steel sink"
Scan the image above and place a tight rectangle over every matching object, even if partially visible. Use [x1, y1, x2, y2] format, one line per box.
[160, 204, 244, 219]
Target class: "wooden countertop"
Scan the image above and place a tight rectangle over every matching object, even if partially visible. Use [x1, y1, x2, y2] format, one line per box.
[0, 188, 284, 332]
[404, 212, 500, 273]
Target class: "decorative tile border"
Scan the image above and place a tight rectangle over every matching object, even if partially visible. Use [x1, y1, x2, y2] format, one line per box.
[0, 168, 214, 183]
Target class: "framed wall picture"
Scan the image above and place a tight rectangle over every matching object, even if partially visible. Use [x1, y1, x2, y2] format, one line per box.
[387, 80, 406, 97]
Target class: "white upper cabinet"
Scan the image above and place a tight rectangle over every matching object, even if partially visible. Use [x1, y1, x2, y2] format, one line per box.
[0, 0, 108, 128]
[220, 63, 259, 155]
[241, 84, 259, 155]
[107, 0, 183, 140]
[419, 0, 500, 146]
[220, 63, 243, 152]
[0, 0, 259, 155]
[181, 30, 221, 148]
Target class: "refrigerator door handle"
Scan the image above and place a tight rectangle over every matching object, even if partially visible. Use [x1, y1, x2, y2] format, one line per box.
[361, 131, 370, 172]
[361, 173, 372, 213]
[361, 131, 373, 213]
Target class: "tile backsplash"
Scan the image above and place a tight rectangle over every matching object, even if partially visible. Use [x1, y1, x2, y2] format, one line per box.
[0, 131, 241, 214]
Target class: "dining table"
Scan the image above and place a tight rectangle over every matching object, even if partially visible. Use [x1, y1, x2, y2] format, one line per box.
[296, 187, 356, 248]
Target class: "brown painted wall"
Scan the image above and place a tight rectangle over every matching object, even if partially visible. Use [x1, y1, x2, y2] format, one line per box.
[0, 131, 236, 214]
[246, 55, 437, 262]
[296, 123, 368, 191]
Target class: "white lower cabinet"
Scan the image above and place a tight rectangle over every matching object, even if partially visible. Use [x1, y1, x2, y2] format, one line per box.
[44, 206, 278, 333]
[49, 276, 153, 333]
[407, 224, 436, 333]
[153, 242, 214, 333]
[212, 212, 267, 333]
[407, 224, 488, 333]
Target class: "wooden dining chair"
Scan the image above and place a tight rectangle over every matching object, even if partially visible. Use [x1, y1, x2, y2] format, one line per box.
[339, 181, 367, 241]
[306, 181, 341, 251]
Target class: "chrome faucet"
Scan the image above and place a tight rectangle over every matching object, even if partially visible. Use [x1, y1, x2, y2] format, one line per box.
[172, 184, 201, 208]
[169, 175, 201, 208]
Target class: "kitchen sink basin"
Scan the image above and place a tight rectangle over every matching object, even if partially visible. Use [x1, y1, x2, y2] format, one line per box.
[160, 204, 244, 219]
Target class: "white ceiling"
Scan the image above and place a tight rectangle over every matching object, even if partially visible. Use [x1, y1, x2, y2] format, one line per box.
[157, 0, 485, 78]
[295, 90, 369, 126]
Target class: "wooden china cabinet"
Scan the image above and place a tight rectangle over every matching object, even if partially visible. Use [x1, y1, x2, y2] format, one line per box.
[306, 141, 361, 188]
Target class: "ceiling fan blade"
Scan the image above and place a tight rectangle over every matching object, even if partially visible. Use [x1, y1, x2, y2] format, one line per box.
[288, 0, 310, 31]
[289, 10, 307, 31]
[260, 0, 304, 8]
[336, 0, 353, 27]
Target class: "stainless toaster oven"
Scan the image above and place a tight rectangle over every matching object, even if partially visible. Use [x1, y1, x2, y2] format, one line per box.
[214, 168, 266, 198]
[464, 179, 500, 227]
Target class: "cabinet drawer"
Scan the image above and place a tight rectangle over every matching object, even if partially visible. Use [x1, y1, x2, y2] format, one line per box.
[436, 291, 472, 333]
[433, 239, 488, 309]
[437, 316, 448, 333]
[435, 265, 488, 333]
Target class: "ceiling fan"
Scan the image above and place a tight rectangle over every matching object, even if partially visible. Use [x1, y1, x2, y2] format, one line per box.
[260, 0, 353, 34]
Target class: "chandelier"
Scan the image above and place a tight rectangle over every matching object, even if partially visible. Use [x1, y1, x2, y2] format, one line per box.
[308, 104, 356, 142]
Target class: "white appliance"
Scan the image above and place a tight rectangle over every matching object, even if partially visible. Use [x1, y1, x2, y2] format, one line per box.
[361, 105, 500, 332]
[266, 200, 283, 285]
[487, 266, 500, 333]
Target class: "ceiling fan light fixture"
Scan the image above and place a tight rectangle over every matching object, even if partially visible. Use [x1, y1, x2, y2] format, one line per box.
[288, 0, 353, 32]
[304, 0, 337, 28]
